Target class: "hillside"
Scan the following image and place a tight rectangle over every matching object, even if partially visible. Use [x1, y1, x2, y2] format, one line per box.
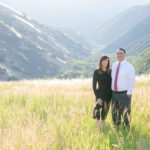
[101, 16, 150, 55]
[128, 47, 150, 74]
[91, 4, 150, 45]
[0, 2, 150, 80]
[0, 2, 94, 80]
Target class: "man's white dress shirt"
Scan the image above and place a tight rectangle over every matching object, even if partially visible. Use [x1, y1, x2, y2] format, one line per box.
[111, 59, 136, 95]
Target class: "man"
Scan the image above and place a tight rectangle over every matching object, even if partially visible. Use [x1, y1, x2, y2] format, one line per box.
[111, 48, 135, 130]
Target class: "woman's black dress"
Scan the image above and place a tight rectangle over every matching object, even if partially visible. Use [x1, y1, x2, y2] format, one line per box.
[92, 69, 112, 120]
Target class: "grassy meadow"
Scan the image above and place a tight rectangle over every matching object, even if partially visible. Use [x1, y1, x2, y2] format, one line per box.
[0, 75, 150, 150]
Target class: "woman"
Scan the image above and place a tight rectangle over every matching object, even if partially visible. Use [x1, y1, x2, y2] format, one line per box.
[92, 55, 112, 128]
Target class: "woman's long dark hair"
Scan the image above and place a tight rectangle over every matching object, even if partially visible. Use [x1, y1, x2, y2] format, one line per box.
[98, 55, 110, 72]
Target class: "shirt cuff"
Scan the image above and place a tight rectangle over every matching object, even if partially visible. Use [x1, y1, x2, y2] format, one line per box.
[127, 90, 132, 95]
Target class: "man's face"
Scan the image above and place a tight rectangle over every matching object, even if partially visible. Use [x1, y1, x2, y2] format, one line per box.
[116, 50, 126, 62]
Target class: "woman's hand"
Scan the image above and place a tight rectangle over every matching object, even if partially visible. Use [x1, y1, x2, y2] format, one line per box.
[97, 98, 103, 106]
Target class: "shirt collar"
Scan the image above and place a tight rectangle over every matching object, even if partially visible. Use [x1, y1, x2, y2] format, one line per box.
[118, 59, 126, 64]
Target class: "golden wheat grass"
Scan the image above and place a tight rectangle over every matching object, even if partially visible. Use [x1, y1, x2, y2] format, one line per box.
[0, 76, 150, 150]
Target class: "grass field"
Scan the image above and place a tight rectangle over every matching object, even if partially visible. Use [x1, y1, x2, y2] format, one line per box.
[0, 75, 150, 150]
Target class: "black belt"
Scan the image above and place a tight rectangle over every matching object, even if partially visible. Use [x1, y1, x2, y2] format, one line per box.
[112, 90, 127, 93]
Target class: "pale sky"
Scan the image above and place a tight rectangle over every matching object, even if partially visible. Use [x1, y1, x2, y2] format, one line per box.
[0, 0, 150, 34]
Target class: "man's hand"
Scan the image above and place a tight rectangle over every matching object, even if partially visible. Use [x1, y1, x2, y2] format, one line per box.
[97, 98, 103, 106]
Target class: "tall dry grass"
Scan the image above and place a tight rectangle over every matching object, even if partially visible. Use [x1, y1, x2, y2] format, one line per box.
[0, 75, 150, 150]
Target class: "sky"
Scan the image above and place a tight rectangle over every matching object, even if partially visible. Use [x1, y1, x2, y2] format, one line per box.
[0, 0, 150, 34]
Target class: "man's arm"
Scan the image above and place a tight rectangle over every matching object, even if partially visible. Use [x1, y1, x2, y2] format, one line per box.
[127, 65, 136, 96]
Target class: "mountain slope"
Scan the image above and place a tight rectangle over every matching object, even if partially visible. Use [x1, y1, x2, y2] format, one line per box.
[56, 27, 97, 50]
[101, 16, 150, 55]
[0, 2, 93, 80]
[91, 4, 150, 45]
[128, 47, 150, 74]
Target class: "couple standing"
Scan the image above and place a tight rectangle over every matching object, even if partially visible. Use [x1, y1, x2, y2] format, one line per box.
[92, 48, 136, 130]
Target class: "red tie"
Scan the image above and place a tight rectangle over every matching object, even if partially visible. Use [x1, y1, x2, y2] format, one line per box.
[114, 62, 121, 92]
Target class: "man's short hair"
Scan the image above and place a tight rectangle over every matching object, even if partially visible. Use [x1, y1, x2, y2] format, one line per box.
[117, 48, 126, 54]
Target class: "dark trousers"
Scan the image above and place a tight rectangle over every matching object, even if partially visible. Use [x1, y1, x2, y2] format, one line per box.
[112, 91, 131, 129]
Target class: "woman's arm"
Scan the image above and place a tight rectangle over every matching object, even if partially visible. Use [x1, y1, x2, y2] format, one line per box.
[92, 70, 98, 100]
[92, 70, 103, 105]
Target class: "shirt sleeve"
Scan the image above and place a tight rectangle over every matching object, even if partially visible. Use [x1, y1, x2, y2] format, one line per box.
[92, 70, 99, 100]
[127, 65, 136, 95]
[111, 65, 115, 91]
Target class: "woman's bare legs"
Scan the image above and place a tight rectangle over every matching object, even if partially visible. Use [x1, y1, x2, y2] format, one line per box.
[96, 119, 105, 127]
[96, 119, 106, 132]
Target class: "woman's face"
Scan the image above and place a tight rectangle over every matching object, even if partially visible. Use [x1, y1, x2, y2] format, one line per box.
[102, 58, 109, 68]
